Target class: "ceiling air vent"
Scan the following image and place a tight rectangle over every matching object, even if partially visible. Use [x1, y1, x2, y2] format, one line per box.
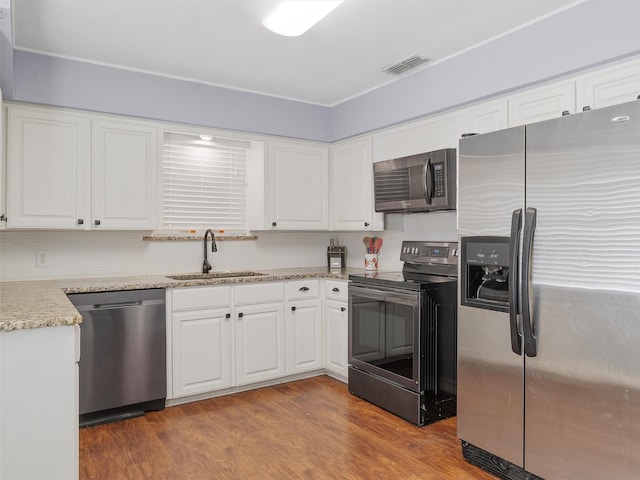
[381, 55, 429, 75]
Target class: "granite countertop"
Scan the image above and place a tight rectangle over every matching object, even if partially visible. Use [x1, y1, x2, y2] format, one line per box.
[0, 267, 362, 332]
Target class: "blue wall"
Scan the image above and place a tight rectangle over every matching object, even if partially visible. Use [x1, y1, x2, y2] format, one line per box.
[10, 51, 333, 141]
[331, 0, 640, 139]
[4, 0, 640, 142]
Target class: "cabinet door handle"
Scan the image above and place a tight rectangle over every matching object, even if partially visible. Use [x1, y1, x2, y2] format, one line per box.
[77, 219, 84, 225]
[298, 286, 310, 292]
[94, 219, 101, 226]
[225, 313, 231, 319]
[238, 312, 243, 318]
[291, 306, 296, 311]
[341, 307, 346, 312]
[272, 222, 277, 227]
[364, 222, 369, 227]
[332, 287, 340, 292]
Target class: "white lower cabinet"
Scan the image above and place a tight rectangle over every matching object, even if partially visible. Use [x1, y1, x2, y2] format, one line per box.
[323, 280, 349, 379]
[0, 326, 79, 480]
[170, 283, 286, 395]
[286, 279, 323, 375]
[234, 301, 286, 385]
[170, 286, 232, 398]
[172, 308, 232, 397]
[233, 282, 286, 386]
[169, 278, 349, 400]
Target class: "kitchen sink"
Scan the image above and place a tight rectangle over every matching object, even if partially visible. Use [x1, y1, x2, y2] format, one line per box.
[167, 271, 266, 281]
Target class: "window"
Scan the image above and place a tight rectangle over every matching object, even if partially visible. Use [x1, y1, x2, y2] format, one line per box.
[162, 132, 250, 230]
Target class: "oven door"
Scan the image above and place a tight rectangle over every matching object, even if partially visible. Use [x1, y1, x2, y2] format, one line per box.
[348, 283, 421, 392]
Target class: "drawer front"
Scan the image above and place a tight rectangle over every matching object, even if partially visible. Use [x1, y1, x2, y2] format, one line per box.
[286, 279, 320, 300]
[324, 280, 348, 302]
[234, 282, 285, 305]
[172, 285, 231, 311]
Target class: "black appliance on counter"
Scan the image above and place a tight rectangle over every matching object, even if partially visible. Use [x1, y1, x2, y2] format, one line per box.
[348, 241, 458, 426]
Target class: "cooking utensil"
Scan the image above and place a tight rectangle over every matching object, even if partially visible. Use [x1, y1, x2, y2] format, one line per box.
[374, 237, 383, 253]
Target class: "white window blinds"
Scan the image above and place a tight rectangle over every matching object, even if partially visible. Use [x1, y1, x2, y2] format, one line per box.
[163, 132, 250, 229]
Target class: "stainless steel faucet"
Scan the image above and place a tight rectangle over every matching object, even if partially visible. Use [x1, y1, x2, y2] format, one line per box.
[202, 229, 218, 273]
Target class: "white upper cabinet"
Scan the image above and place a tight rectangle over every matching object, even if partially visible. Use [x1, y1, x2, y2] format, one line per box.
[575, 59, 640, 111]
[6, 104, 160, 230]
[466, 98, 509, 135]
[373, 110, 468, 162]
[508, 81, 575, 126]
[7, 105, 90, 229]
[91, 118, 159, 229]
[330, 137, 383, 231]
[268, 140, 329, 230]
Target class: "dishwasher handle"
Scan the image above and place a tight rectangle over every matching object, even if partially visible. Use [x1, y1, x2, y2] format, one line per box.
[71, 297, 165, 312]
[93, 301, 143, 310]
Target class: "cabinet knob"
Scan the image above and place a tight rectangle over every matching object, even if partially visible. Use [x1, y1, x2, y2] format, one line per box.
[272, 222, 277, 227]
[332, 287, 340, 292]
[291, 306, 296, 311]
[94, 219, 101, 226]
[298, 286, 310, 292]
[238, 312, 243, 318]
[225, 313, 231, 319]
[341, 307, 346, 312]
[364, 222, 369, 227]
[77, 219, 84, 225]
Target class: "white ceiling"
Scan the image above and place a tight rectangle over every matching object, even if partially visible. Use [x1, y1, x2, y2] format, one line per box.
[12, 0, 584, 106]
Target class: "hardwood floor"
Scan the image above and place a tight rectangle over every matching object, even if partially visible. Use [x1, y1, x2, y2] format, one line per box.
[79, 376, 496, 480]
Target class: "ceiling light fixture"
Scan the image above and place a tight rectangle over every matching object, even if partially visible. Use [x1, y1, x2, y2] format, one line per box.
[199, 134, 213, 141]
[262, 1, 344, 37]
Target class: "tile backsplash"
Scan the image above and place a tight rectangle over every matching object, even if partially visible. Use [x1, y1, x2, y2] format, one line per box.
[0, 212, 458, 281]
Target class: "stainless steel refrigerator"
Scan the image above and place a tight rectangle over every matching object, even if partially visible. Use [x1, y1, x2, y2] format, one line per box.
[456, 100, 640, 480]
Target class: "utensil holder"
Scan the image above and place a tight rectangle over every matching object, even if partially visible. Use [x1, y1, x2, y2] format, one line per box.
[364, 254, 378, 270]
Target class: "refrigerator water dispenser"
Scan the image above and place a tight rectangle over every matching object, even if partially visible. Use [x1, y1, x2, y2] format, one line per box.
[460, 236, 510, 312]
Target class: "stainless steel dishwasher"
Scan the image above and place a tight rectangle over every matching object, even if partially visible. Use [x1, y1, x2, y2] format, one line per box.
[68, 289, 166, 427]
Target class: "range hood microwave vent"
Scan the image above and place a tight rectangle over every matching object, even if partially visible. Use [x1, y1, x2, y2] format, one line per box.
[373, 148, 456, 213]
[381, 55, 429, 75]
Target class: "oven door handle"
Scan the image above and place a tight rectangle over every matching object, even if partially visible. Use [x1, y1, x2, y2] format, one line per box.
[349, 285, 420, 305]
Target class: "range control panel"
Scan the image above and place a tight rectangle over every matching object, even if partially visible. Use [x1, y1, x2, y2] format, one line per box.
[400, 241, 459, 266]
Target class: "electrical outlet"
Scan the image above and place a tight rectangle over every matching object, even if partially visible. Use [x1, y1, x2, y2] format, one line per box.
[36, 250, 49, 268]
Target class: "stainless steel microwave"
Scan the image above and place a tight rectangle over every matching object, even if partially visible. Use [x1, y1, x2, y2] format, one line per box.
[373, 148, 456, 213]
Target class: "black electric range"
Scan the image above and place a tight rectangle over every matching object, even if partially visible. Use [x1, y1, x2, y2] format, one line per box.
[347, 240, 459, 426]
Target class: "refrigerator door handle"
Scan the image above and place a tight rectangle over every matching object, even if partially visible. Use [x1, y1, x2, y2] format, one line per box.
[423, 157, 433, 204]
[509, 209, 523, 355]
[522, 207, 538, 357]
